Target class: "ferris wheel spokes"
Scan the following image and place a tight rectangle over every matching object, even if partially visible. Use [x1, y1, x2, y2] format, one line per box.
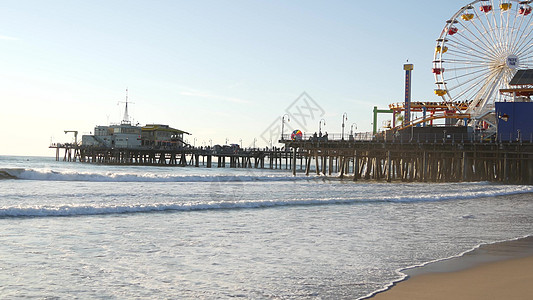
[445, 65, 486, 73]
[448, 70, 494, 96]
[447, 35, 498, 60]
[446, 47, 494, 63]
[513, 26, 533, 55]
[446, 67, 493, 86]
[509, 8, 533, 53]
[472, 6, 502, 49]
[460, 11, 501, 52]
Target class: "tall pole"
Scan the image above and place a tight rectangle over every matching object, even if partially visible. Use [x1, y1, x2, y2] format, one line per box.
[404, 63, 414, 126]
[123, 88, 129, 123]
[342, 112, 348, 140]
[319, 119, 326, 135]
[350, 123, 357, 136]
[281, 114, 290, 141]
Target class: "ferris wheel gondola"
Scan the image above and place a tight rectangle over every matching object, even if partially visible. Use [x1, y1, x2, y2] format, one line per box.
[433, 0, 533, 129]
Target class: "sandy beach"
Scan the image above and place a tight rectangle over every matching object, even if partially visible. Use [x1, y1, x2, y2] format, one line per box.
[371, 237, 533, 300]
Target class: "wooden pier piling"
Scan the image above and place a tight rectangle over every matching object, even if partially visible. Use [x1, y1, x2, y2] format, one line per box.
[283, 140, 533, 184]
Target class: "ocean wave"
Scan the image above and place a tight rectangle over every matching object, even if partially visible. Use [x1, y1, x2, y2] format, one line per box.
[0, 200, 313, 218]
[0, 168, 302, 183]
[2, 186, 533, 218]
[380, 185, 533, 203]
[0, 168, 25, 179]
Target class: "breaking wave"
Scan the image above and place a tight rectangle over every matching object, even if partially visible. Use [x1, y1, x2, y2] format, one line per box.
[1, 185, 532, 218]
[0, 168, 301, 183]
[0, 168, 25, 179]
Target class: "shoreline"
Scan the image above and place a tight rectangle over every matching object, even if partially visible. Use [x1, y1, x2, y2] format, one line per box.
[366, 236, 533, 299]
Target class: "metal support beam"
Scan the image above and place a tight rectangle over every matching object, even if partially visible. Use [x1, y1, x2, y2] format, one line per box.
[373, 107, 394, 135]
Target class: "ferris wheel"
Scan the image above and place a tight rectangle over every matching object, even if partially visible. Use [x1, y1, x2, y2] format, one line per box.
[433, 0, 533, 122]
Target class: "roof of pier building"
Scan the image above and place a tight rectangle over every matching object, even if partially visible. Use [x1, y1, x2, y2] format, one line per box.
[509, 69, 533, 86]
[142, 124, 190, 135]
[500, 69, 533, 97]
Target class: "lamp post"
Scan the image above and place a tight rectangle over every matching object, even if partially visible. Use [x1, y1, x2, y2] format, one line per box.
[350, 123, 358, 135]
[341, 112, 348, 140]
[281, 114, 290, 141]
[209, 139, 212, 147]
[319, 119, 326, 136]
[239, 138, 242, 148]
[253, 138, 257, 149]
[350, 123, 357, 140]
[193, 137, 197, 147]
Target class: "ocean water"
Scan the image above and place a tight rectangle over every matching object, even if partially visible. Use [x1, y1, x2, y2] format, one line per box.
[1, 155, 532, 299]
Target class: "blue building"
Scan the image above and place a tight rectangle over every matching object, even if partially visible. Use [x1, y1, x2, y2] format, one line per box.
[496, 102, 533, 142]
[497, 69, 533, 142]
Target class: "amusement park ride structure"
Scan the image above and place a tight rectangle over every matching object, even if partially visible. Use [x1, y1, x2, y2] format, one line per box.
[378, 62, 473, 135]
[388, 101, 471, 131]
[386, 0, 533, 138]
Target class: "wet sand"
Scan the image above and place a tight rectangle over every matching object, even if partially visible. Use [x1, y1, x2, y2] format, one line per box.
[371, 236, 533, 300]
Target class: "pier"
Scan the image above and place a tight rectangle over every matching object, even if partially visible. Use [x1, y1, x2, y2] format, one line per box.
[50, 143, 305, 171]
[51, 131, 533, 184]
[281, 134, 533, 184]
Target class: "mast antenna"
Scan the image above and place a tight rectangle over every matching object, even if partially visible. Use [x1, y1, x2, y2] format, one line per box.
[123, 88, 129, 123]
[118, 88, 134, 124]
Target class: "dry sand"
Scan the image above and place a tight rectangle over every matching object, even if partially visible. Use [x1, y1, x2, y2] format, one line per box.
[369, 237, 533, 300]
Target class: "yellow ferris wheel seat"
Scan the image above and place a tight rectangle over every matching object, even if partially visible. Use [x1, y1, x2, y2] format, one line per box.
[500, 3, 512, 11]
[435, 46, 448, 53]
[434, 89, 447, 97]
[461, 13, 474, 21]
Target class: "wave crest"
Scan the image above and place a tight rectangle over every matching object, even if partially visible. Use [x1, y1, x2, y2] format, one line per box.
[0, 168, 25, 179]
[2, 186, 532, 218]
[0, 168, 299, 183]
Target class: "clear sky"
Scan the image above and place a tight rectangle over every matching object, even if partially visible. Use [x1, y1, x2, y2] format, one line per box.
[1, 0, 471, 156]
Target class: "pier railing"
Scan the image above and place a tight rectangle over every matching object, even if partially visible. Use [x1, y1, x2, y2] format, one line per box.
[281, 132, 533, 144]
[281, 132, 374, 142]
